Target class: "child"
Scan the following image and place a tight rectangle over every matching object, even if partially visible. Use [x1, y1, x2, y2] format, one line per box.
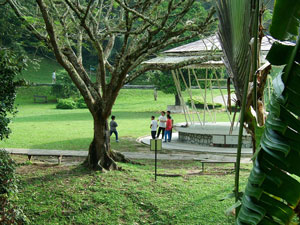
[150, 116, 158, 139]
[110, 115, 119, 142]
[164, 115, 172, 142]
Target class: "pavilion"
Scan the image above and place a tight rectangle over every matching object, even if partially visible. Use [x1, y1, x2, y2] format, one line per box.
[142, 34, 273, 149]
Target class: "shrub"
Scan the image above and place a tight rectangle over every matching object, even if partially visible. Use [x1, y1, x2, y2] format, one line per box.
[75, 97, 87, 109]
[187, 96, 222, 109]
[0, 150, 28, 224]
[56, 98, 77, 109]
[0, 150, 17, 196]
[51, 70, 79, 98]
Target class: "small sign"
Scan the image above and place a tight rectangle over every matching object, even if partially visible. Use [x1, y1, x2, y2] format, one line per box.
[150, 139, 162, 151]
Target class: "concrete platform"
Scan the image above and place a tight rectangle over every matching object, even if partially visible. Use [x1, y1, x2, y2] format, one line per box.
[174, 122, 245, 135]
[173, 122, 252, 148]
[137, 133, 252, 155]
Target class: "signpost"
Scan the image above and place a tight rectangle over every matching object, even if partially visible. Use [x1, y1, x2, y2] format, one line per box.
[150, 139, 162, 181]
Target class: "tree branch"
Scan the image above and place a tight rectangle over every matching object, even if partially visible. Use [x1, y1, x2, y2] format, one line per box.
[64, 0, 107, 98]
[126, 54, 222, 84]
[7, 0, 49, 45]
[35, 0, 95, 108]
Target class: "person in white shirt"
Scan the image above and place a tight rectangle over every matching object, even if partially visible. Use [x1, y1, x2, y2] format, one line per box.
[156, 111, 167, 139]
[52, 70, 56, 84]
[150, 116, 158, 139]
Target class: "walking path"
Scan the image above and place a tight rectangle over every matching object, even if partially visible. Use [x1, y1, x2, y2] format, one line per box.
[4, 148, 251, 163]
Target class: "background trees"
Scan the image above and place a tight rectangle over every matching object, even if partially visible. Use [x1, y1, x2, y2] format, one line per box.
[150, 70, 186, 106]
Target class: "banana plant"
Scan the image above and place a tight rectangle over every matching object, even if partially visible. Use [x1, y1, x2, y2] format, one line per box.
[237, 0, 300, 224]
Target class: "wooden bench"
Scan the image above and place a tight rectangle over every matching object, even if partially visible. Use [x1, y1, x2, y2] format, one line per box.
[194, 159, 236, 172]
[33, 95, 48, 103]
[27, 154, 63, 164]
[6, 149, 87, 165]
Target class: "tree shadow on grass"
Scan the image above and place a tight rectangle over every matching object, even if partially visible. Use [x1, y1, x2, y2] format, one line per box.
[20, 164, 92, 186]
[29, 137, 146, 153]
[14, 110, 158, 123]
[29, 138, 92, 150]
[14, 111, 93, 123]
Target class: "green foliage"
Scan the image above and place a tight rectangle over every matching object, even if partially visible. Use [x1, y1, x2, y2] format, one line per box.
[56, 99, 77, 109]
[149, 70, 183, 95]
[56, 97, 87, 110]
[0, 150, 17, 196]
[237, 1, 300, 224]
[0, 150, 28, 224]
[187, 96, 222, 109]
[129, 72, 152, 85]
[75, 97, 88, 109]
[51, 70, 79, 99]
[269, 0, 300, 41]
[0, 48, 26, 140]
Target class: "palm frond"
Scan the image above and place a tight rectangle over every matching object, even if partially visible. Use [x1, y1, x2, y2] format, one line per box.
[216, 1, 254, 102]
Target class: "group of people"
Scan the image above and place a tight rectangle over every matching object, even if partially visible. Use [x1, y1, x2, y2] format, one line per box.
[150, 111, 173, 142]
[109, 111, 174, 143]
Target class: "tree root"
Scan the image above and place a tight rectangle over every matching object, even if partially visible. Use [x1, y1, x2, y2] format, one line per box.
[83, 150, 143, 171]
[110, 150, 144, 165]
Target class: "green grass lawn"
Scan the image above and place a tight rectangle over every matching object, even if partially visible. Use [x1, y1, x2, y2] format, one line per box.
[5, 56, 239, 151]
[4, 58, 253, 225]
[13, 156, 252, 225]
[0, 86, 236, 151]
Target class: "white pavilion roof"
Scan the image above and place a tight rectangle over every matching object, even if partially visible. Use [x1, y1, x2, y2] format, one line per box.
[164, 35, 222, 54]
[143, 34, 274, 67]
[164, 34, 273, 54]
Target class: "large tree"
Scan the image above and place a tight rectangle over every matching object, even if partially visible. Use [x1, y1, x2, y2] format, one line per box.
[6, 0, 220, 170]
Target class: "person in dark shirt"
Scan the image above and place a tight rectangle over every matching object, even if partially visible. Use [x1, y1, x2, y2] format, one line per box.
[110, 115, 119, 142]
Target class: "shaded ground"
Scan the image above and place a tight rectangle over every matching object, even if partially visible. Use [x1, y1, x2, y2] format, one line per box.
[11, 155, 251, 225]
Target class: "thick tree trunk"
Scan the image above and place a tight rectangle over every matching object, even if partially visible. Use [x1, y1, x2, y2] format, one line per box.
[85, 117, 118, 171]
[175, 93, 181, 106]
[84, 115, 130, 170]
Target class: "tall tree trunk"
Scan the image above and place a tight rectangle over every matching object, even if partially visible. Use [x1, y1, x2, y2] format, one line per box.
[175, 93, 181, 106]
[86, 117, 118, 170]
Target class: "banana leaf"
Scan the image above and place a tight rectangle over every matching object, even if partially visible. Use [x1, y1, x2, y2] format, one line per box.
[236, 0, 300, 224]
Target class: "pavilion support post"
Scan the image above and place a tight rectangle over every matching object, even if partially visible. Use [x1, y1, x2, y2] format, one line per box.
[179, 68, 202, 125]
[191, 68, 213, 117]
[204, 68, 208, 125]
[210, 78, 216, 123]
[171, 70, 189, 125]
[187, 69, 195, 123]
[213, 69, 232, 124]
[175, 69, 193, 124]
